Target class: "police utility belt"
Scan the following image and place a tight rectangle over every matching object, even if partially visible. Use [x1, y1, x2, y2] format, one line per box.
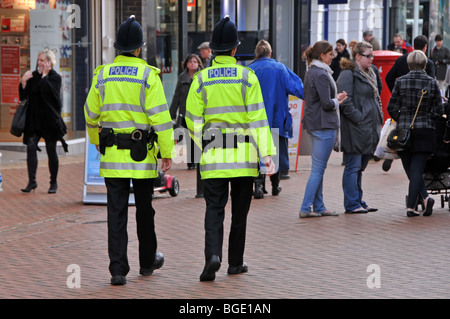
[99, 127, 157, 161]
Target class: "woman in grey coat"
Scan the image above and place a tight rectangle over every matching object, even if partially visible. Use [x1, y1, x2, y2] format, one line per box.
[299, 41, 347, 218]
[337, 41, 383, 214]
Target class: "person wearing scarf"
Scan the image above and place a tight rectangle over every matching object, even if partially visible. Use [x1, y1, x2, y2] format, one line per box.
[337, 41, 383, 214]
[299, 41, 347, 218]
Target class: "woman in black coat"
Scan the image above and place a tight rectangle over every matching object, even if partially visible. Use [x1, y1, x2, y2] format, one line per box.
[19, 49, 67, 194]
[331, 39, 351, 81]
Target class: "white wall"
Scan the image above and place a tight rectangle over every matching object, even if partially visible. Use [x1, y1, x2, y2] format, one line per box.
[310, 0, 384, 49]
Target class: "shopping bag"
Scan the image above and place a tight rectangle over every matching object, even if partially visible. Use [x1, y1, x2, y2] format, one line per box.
[10, 99, 28, 137]
[374, 118, 399, 160]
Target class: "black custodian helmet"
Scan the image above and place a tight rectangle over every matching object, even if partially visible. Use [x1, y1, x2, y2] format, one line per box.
[209, 16, 240, 52]
[114, 15, 145, 52]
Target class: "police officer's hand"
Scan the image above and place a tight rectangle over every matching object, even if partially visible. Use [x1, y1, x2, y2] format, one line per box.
[264, 156, 276, 176]
[160, 158, 172, 172]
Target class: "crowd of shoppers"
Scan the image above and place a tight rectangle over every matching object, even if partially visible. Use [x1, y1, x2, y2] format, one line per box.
[18, 14, 449, 286]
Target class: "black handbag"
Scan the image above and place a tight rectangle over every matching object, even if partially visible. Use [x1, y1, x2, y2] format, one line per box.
[10, 99, 28, 137]
[387, 88, 427, 152]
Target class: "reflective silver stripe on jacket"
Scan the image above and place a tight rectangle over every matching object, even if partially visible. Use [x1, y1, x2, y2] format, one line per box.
[203, 102, 264, 115]
[100, 161, 158, 171]
[197, 72, 208, 105]
[203, 119, 269, 131]
[201, 162, 259, 172]
[140, 67, 151, 109]
[186, 109, 204, 122]
[97, 68, 106, 103]
[84, 101, 99, 120]
[101, 121, 151, 131]
[241, 68, 249, 105]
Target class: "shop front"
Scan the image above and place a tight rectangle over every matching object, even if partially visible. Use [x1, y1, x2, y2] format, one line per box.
[0, 0, 92, 142]
[0, 0, 310, 144]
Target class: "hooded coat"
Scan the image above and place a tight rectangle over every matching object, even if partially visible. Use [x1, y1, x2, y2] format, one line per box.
[337, 58, 383, 154]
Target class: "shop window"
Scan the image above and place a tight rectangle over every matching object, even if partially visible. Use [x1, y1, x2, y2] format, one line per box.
[0, 0, 92, 141]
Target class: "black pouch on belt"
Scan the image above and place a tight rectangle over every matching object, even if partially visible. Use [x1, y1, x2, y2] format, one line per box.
[130, 129, 149, 161]
[130, 130, 148, 162]
[99, 128, 114, 155]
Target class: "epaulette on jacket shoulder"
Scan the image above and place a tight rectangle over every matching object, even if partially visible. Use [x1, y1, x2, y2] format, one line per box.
[241, 65, 255, 74]
[94, 64, 106, 75]
[339, 57, 356, 72]
[146, 64, 161, 75]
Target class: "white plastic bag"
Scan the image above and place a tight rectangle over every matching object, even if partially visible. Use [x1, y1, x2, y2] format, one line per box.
[374, 118, 399, 160]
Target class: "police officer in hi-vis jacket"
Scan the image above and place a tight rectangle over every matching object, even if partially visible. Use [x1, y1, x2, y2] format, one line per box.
[84, 16, 175, 285]
[186, 16, 276, 281]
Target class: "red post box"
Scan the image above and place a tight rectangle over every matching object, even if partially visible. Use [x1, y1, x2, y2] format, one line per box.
[372, 50, 402, 122]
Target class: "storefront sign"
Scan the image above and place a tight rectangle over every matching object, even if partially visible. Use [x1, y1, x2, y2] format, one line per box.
[30, 9, 61, 71]
[288, 95, 303, 157]
[1, 75, 20, 104]
[1, 45, 20, 74]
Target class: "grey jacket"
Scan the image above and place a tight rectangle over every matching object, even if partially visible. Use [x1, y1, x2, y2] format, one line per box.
[302, 64, 339, 130]
[337, 59, 383, 154]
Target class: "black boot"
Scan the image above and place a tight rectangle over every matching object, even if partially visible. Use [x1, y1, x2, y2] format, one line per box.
[21, 181, 37, 193]
[48, 182, 58, 194]
[253, 174, 265, 199]
[270, 172, 282, 196]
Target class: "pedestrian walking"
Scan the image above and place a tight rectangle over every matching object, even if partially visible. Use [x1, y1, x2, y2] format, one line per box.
[299, 40, 347, 218]
[169, 53, 203, 170]
[198, 41, 213, 68]
[186, 16, 276, 282]
[248, 39, 304, 199]
[383, 35, 435, 172]
[363, 30, 381, 51]
[84, 15, 175, 285]
[337, 41, 383, 214]
[431, 34, 450, 94]
[19, 49, 67, 194]
[387, 50, 444, 217]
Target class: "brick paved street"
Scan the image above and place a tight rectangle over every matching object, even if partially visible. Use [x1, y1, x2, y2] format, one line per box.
[1, 147, 450, 302]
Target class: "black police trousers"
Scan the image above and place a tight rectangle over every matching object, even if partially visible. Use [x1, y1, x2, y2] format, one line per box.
[203, 177, 254, 267]
[104, 177, 156, 276]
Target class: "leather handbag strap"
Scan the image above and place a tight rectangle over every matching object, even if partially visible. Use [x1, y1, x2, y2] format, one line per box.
[410, 89, 427, 129]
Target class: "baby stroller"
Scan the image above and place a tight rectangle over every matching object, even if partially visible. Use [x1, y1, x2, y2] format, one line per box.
[418, 103, 450, 210]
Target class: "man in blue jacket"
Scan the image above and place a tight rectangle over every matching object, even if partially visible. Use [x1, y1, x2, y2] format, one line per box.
[249, 40, 304, 198]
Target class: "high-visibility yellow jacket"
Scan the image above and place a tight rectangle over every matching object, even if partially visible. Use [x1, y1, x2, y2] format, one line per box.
[84, 55, 175, 179]
[186, 55, 276, 179]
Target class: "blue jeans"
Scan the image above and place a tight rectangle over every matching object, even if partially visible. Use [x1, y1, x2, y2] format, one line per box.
[300, 129, 336, 213]
[342, 153, 371, 211]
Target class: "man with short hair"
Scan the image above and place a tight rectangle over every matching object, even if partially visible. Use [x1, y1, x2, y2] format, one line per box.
[388, 33, 413, 55]
[431, 34, 450, 93]
[249, 39, 304, 198]
[363, 30, 381, 51]
[197, 41, 213, 67]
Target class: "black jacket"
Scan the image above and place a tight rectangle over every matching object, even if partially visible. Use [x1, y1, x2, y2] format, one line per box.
[19, 69, 67, 147]
[385, 53, 435, 92]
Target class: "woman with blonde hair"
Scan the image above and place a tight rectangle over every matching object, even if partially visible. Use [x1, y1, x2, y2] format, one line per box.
[299, 41, 347, 218]
[19, 49, 66, 194]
